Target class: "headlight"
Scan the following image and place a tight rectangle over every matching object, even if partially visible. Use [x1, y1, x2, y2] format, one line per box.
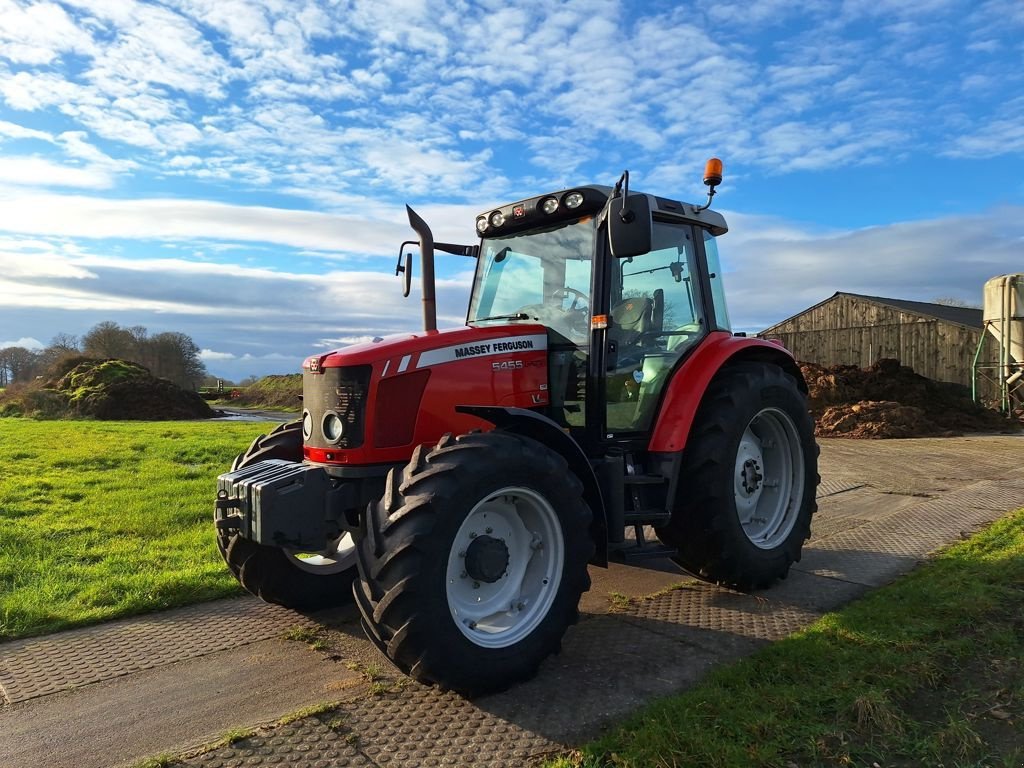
[322, 412, 345, 443]
[489, 210, 505, 228]
[540, 196, 559, 214]
[563, 191, 584, 209]
[476, 216, 489, 234]
[302, 409, 313, 440]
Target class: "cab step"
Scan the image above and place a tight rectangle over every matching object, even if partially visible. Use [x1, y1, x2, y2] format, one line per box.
[608, 542, 678, 562]
[624, 509, 672, 527]
[623, 474, 667, 486]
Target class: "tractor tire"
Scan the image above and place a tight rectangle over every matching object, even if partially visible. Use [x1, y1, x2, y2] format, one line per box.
[353, 431, 593, 697]
[215, 420, 357, 611]
[656, 363, 818, 591]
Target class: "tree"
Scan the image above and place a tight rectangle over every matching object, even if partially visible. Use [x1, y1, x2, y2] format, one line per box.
[78, 321, 207, 389]
[0, 346, 40, 385]
[36, 333, 82, 374]
[82, 321, 137, 359]
[144, 331, 207, 388]
[933, 297, 981, 309]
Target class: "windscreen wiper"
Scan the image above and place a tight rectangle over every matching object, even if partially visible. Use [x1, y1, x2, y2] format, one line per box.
[471, 312, 533, 322]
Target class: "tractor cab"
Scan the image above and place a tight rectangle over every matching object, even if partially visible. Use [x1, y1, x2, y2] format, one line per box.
[461, 173, 732, 450]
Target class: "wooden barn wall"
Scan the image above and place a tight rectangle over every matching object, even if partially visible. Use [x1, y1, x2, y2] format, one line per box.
[760, 295, 996, 395]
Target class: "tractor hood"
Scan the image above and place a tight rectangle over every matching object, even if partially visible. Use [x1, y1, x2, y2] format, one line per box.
[303, 324, 549, 373]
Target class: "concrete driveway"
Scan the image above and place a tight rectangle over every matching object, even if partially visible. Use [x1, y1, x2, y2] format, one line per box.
[1, 435, 1021, 768]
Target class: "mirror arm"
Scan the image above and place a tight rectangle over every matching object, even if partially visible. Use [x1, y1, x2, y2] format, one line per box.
[613, 170, 634, 223]
[435, 242, 478, 258]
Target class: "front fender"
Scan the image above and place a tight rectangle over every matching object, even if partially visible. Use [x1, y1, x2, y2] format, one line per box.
[456, 405, 608, 566]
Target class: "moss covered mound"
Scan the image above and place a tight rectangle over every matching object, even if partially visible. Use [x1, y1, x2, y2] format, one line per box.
[1, 359, 213, 420]
[228, 373, 302, 410]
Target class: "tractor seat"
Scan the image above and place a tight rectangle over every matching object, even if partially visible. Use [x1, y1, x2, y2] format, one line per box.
[610, 297, 653, 347]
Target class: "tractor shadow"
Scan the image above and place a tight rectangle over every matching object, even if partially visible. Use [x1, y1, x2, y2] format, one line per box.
[299, 547, 916, 749]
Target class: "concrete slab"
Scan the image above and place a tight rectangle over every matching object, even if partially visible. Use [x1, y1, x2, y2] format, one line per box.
[1, 435, 1021, 768]
[0, 597, 314, 704]
[581, 560, 692, 614]
[0, 638, 363, 768]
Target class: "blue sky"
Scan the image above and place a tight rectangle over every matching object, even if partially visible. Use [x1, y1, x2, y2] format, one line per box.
[0, 0, 1022, 380]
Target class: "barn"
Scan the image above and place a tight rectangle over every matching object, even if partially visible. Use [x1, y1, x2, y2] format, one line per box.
[758, 292, 993, 390]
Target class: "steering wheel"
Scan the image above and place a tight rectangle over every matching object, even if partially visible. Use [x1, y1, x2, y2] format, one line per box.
[551, 287, 590, 312]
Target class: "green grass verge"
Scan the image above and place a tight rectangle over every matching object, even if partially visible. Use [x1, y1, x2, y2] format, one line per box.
[0, 419, 268, 640]
[550, 509, 1024, 768]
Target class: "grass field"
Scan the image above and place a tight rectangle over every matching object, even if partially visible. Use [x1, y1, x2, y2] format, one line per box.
[0, 419, 268, 640]
[549, 509, 1024, 768]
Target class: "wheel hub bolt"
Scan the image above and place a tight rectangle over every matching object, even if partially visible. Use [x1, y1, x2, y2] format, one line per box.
[469, 531, 477, 539]
[468, 621, 477, 630]
[485, 527, 493, 534]
[458, 550, 466, 557]
[460, 570, 467, 578]
[473, 581, 480, 589]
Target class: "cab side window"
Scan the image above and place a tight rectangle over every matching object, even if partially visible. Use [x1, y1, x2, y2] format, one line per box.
[606, 223, 705, 432]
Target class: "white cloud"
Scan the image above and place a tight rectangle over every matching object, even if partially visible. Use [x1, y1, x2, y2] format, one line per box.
[0, 157, 116, 189]
[0, 119, 53, 142]
[0, 0, 95, 65]
[0, 190, 482, 255]
[199, 348, 235, 360]
[0, 336, 44, 350]
[721, 206, 1024, 330]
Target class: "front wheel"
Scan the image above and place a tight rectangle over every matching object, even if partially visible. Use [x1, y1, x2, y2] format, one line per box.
[656, 363, 819, 590]
[216, 420, 357, 611]
[353, 431, 593, 697]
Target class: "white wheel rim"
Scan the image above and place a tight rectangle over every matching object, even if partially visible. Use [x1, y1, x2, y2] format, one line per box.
[734, 407, 805, 550]
[446, 486, 564, 649]
[285, 532, 357, 574]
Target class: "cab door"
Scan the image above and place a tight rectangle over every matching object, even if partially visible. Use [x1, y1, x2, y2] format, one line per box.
[603, 221, 707, 435]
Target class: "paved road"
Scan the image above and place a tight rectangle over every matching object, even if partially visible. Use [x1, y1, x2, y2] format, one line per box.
[0, 435, 1021, 768]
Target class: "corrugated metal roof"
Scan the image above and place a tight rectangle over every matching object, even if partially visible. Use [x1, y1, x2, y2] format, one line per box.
[841, 293, 983, 329]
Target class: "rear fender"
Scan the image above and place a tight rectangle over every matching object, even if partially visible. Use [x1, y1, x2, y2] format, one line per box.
[456, 405, 608, 566]
[648, 333, 805, 453]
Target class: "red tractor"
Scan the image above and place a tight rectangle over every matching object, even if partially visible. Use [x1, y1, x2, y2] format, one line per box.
[215, 161, 818, 696]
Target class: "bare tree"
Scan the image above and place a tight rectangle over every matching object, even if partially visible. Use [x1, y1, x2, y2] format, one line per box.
[0, 346, 40, 384]
[143, 331, 206, 387]
[932, 296, 981, 309]
[36, 333, 82, 373]
[82, 321, 136, 359]
[31, 321, 208, 389]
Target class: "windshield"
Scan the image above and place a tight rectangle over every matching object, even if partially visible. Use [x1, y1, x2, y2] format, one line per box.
[467, 217, 596, 343]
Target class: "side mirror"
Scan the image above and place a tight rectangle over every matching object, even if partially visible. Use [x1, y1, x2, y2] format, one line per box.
[608, 194, 652, 258]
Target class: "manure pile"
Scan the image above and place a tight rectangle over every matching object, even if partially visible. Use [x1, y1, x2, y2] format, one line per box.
[0, 358, 213, 420]
[800, 358, 1013, 439]
[55, 359, 214, 419]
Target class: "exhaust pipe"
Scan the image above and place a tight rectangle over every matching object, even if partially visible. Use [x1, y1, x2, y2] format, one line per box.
[406, 205, 436, 332]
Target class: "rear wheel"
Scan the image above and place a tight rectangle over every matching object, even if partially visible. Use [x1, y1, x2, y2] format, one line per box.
[354, 431, 593, 697]
[216, 420, 357, 610]
[656, 363, 818, 590]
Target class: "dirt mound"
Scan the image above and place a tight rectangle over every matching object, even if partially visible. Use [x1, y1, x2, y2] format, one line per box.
[801, 358, 1014, 438]
[0, 359, 213, 420]
[229, 373, 301, 410]
[56, 359, 214, 420]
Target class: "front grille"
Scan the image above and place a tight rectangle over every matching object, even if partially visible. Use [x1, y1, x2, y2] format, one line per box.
[303, 365, 371, 449]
